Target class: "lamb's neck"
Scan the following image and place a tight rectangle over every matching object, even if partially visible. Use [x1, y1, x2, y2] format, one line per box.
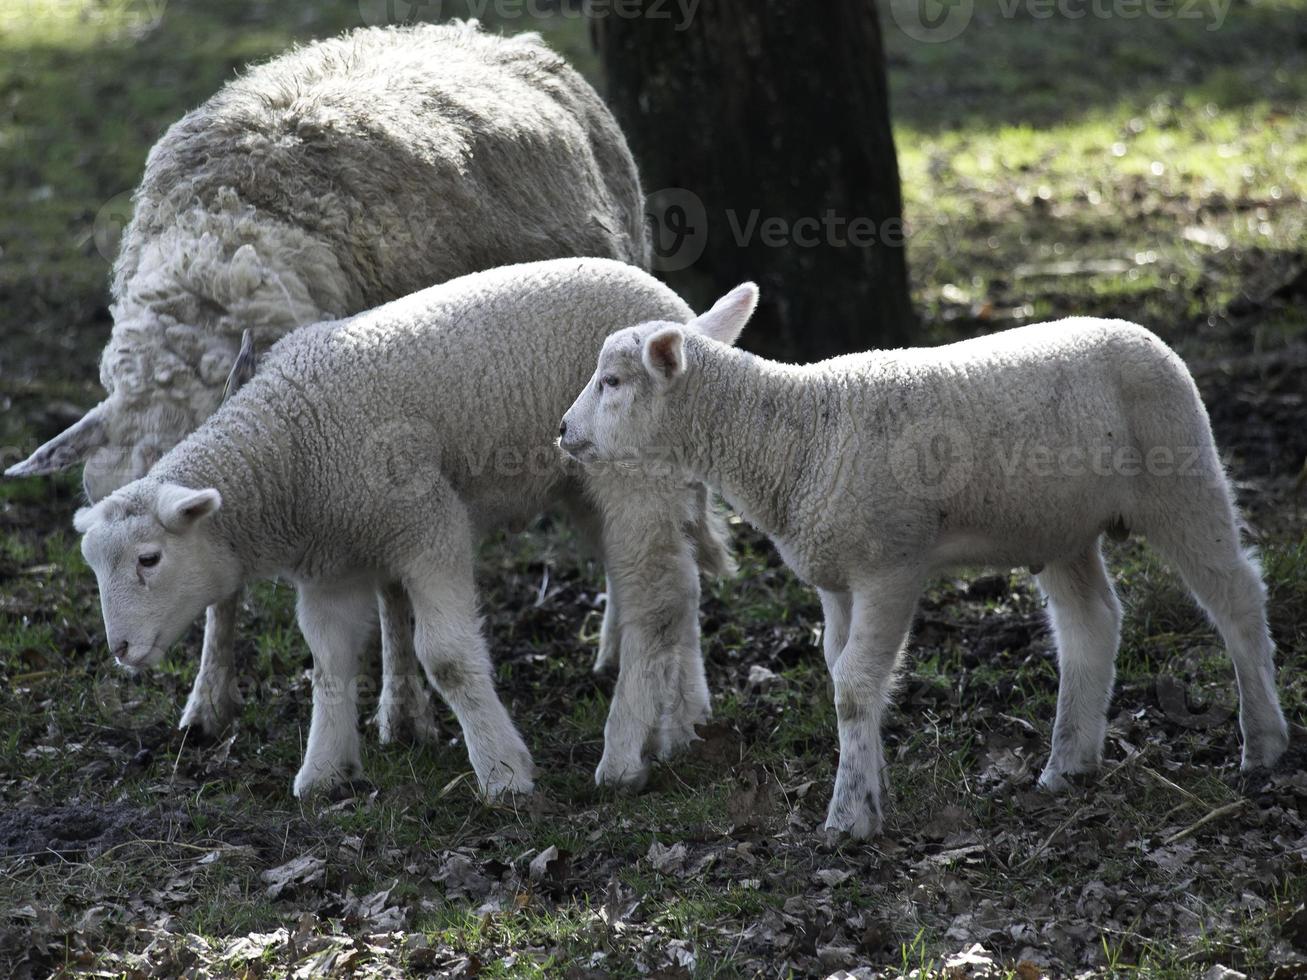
[673, 339, 822, 539]
[151, 400, 303, 578]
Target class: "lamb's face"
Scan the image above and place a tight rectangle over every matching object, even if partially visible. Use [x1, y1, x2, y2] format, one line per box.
[560, 284, 762, 467]
[559, 323, 678, 464]
[75, 483, 236, 670]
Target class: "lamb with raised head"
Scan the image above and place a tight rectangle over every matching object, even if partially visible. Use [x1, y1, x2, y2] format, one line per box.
[74, 259, 715, 798]
[559, 286, 1290, 838]
[6, 21, 729, 739]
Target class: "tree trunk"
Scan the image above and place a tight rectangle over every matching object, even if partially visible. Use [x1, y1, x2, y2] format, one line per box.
[593, 0, 917, 362]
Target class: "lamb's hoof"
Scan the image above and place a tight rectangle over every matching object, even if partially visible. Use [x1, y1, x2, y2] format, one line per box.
[594, 752, 650, 793]
[374, 690, 440, 746]
[293, 756, 363, 799]
[1036, 766, 1097, 793]
[178, 692, 240, 739]
[1240, 724, 1290, 772]
[823, 802, 881, 841]
[656, 716, 708, 761]
[481, 762, 536, 802]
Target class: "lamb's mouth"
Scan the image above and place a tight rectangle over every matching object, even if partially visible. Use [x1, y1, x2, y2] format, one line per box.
[557, 437, 597, 464]
[114, 635, 162, 670]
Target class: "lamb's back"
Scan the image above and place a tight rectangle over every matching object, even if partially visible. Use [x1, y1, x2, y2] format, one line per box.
[801, 318, 1200, 572]
[267, 259, 691, 523]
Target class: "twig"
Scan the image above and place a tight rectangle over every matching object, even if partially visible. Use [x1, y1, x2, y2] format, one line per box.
[1140, 765, 1208, 810]
[1164, 799, 1247, 845]
[1015, 803, 1088, 870]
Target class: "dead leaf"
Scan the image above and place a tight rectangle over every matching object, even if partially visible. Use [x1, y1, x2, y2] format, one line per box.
[646, 840, 688, 875]
[260, 854, 325, 899]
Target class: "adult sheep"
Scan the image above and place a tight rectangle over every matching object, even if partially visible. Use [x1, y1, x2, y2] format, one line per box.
[7, 21, 727, 737]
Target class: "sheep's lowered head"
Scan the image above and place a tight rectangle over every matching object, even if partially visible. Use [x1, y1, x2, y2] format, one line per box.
[7, 230, 330, 500]
[559, 283, 760, 465]
[75, 482, 242, 670]
[4, 388, 198, 502]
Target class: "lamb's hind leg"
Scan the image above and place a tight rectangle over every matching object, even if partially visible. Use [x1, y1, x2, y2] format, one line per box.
[562, 493, 623, 675]
[819, 589, 853, 672]
[293, 583, 377, 797]
[1037, 542, 1123, 791]
[1140, 490, 1288, 769]
[826, 576, 920, 839]
[404, 545, 534, 798]
[591, 485, 706, 789]
[179, 595, 243, 737]
[375, 583, 439, 745]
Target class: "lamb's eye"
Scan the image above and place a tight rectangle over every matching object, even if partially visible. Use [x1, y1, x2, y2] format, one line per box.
[602, 375, 621, 390]
[138, 553, 160, 569]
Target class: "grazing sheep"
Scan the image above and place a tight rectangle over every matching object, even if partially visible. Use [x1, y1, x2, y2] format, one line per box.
[6, 21, 729, 739]
[74, 259, 715, 798]
[559, 286, 1290, 838]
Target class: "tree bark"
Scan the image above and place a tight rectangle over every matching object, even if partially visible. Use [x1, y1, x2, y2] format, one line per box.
[594, 0, 917, 362]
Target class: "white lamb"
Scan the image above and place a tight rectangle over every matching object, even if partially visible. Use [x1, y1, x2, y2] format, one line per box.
[559, 285, 1290, 838]
[74, 259, 715, 798]
[7, 21, 727, 740]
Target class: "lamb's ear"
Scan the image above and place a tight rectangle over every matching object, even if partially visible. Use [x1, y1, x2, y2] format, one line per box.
[691, 283, 760, 346]
[642, 326, 686, 383]
[73, 503, 102, 534]
[157, 484, 222, 532]
[5, 402, 110, 478]
[222, 330, 257, 403]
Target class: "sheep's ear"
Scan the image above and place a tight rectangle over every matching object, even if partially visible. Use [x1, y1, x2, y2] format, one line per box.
[691, 283, 760, 346]
[222, 330, 257, 403]
[642, 326, 686, 383]
[157, 484, 222, 532]
[5, 402, 109, 477]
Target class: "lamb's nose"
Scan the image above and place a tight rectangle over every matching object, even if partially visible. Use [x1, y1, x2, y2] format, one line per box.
[110, 640, 129, 663]
[558, 420, 568, 439]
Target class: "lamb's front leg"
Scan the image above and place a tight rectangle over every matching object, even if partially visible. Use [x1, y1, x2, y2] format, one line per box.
[179, 595, 243, 737]
[594, 510, 705, 789]
[825, 579, 921, 839]
[293, 584, 377, 797]
[404, 545, 534, 799]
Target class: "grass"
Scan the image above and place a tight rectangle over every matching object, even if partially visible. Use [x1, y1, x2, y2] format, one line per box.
[1, 0, 1305, 976]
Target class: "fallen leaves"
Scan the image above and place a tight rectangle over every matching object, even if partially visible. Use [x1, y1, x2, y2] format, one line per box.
[262, 854, 326, 899]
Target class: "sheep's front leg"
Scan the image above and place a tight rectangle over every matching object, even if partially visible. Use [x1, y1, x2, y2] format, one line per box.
[374, 583, 439, 745]
[594, 505, 706, 789]
[293, 584, 377, 797]
[404, 538, 534, 798]
[826, 580, 920, 839]
[179, 595, 243, 736]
